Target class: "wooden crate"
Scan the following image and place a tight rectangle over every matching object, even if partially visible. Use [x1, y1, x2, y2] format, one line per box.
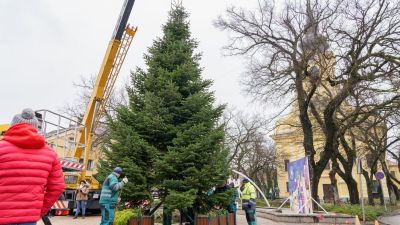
[195, 213, 236, 225]
[129, 215, 154, 225]
[218, 214, 227, 225]
[227, 213, 235, 225]
[196, 216, 217, 225]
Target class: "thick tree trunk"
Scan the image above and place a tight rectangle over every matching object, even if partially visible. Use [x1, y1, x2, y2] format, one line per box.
[378, 182, 385, 206]
[393, 185, 400, 200]
[343, 171, 360, 204]
[393, 183, 400, 200]
[362, 170, 375, 206]
[383, 168, 398, 205]
[265, 169, 274, 198]
[381, 159, 400, 201]
[311, 174, 321, 209]
[387, 181, 397, 206]
[322, 104, 341, 204]
[294, 68, 321, 209]
[367, 181, 375, 206]
[337, 133, 361, 204]
[380, 158, 398, 205]
[329, 169, 340, 204]
[333, 157, 360, 204]
[344, 177, 360, 204]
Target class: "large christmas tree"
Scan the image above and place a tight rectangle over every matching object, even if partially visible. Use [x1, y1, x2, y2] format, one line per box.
[97, 4, 229, 219]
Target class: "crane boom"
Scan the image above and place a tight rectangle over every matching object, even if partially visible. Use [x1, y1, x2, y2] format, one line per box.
[0, 0, 138, 213]
[73, 0, 137, 180]
[112, 0, 136, 41]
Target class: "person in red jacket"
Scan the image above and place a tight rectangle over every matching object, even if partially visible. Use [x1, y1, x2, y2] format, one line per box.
[0, 108, 65, 225]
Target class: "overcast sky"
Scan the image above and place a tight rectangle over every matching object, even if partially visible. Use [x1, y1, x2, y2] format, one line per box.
[0, 0, 268, 124]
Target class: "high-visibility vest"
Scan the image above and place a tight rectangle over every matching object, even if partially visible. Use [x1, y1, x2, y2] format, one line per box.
[242, 182, 256, 209]
[242, 182, 256, 200]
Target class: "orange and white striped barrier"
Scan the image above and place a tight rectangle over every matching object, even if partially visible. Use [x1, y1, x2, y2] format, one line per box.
[51, 200, 69, 216]
[60, 160, 84, 171]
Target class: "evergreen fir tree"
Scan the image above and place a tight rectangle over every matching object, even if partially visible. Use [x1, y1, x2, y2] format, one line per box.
[151, 6, 230, 216]
[97, 4, 229, 216]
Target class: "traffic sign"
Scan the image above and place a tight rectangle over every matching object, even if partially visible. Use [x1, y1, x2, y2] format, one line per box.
[376, 171, 385, 180]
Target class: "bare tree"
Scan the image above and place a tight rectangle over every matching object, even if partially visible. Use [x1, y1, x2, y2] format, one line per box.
[353, 110, 400, 205]
[223, 110, 267, 165]
[61, 75, 127, 147]
[223, 110, 279, 194]
[216, 0, 400, 204]
[385, 114, 400, 172]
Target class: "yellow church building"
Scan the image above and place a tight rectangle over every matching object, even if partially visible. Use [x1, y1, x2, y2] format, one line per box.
[271, 54, 399, 204]
[272, 115, 399, 203]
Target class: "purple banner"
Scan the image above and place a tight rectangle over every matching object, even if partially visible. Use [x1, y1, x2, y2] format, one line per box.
[288, 157, 312, 214]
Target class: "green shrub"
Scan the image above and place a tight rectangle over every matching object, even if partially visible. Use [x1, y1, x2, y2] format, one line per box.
[198, 209, 229, 217]
[114, 209, 142, 225]
[256, 199, 268, 207]
[256, 198, 289, 208]
[323, 204, 390, 221]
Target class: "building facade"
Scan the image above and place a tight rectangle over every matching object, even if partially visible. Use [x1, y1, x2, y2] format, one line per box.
[269, 7, 400, 204]
[272, 116, 399, 203]
[45, 128, 102, 176]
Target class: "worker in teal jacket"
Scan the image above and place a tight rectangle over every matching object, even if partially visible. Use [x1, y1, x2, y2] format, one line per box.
[99, 167, 128, 225]
[241, 178, 257, 225]
[227, 183, 238, 214]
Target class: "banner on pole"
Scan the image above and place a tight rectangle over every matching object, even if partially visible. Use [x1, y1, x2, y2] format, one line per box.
[288, 157, 313, 214]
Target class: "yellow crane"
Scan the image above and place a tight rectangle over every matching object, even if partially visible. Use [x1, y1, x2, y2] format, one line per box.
[71, 0, 137, 188]
[62, 0, 138, 212]
[0, 124, 9, 139]
[2, 0, 138, 214]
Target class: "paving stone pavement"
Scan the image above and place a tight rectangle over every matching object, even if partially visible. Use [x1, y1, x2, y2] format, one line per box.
[379, 214, 400, 225]
[36, 214, 279, 225]
[236, 214, 280, 225]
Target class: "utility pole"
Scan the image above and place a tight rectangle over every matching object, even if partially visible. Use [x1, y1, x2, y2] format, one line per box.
[356, 158, 365, 224]
[376, 171, 387, 211]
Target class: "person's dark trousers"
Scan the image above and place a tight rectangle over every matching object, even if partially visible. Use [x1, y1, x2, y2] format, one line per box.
[163, 210, 172, 225]
[100, 204, 116, 225]
[181, 208, 195, 225]
[244, 209, 257, 225]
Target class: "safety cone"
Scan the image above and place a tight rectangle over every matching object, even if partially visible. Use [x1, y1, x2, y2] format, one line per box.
[375, 220, 380, 225]
[355, 215, 361, 225]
